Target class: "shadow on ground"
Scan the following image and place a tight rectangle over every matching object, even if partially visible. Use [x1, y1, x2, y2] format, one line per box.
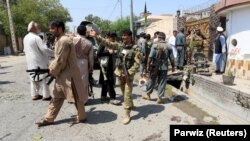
[0, 66, 13, 69]
[132, 104, 165, 120]
[0, 81, 15, 85]
[0, 72, 10, 75]
[167, 94, 189, 104]
[86, 107, 117, 125]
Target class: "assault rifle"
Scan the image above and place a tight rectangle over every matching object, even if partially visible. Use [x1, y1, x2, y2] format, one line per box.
[121, 62, 128, 78]
[88, 73, 94, 98]
[26, 67, 54, 85]
[149, 43, 164, 77]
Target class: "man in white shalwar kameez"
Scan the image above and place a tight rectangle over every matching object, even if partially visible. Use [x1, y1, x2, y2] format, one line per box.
[168, 30, 178, 59]
[213, 26, 227, 74]
[23, 21, 54, 100]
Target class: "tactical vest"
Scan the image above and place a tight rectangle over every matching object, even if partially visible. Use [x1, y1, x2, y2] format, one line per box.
[116, 44, 136, 70]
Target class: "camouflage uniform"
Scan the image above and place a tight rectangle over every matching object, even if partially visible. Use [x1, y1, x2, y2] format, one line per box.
[96, 36, 140, 110]
[186, 33, 204, 64]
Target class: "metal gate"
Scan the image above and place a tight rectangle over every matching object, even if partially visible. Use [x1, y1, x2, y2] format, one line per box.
[176, 0, 221, 61]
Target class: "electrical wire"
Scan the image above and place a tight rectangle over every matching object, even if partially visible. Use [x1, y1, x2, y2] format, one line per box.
[107, 0, 119, 20]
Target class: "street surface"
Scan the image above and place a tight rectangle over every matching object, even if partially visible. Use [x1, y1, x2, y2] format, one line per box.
[0, 55, 249, 141]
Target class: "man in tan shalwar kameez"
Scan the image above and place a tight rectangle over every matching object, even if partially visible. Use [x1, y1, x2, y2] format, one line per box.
[36, 20, 87, 127]
[73, 25, 94, 104]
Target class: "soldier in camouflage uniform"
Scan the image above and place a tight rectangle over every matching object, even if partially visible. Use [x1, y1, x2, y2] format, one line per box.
[92, 29, 140, 125]
[142, 32, 175, 104]
[186, 29, 205, 64]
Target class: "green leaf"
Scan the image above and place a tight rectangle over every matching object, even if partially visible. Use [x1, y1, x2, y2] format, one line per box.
[33, 134, 42, 141]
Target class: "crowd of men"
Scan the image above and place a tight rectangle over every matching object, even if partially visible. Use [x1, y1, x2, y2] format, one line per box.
[23, 19, 227, 127]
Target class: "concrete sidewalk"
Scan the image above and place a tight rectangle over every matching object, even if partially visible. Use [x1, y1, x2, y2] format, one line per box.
[189, 72, 250, 122]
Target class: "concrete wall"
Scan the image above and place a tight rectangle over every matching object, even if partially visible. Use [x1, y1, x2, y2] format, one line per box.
[189, 75, 250, 122]
[225, 6, 250, 80]
[145, 15, 174, 40]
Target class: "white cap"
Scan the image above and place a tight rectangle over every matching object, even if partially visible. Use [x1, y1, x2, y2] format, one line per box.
[217, 26, 223, 32]
[27, 21, 35, 32]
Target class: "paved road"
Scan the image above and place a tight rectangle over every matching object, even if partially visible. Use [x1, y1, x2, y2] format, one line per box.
[0, 55, 248, 141]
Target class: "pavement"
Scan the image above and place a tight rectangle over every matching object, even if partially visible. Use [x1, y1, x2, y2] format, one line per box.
[0, 55, 249, 141]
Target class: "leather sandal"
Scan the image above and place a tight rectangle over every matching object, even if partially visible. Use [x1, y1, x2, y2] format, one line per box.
[32, 95, 43, 100]
[73, 118, 87, 124]
[35, 118, 53, 127]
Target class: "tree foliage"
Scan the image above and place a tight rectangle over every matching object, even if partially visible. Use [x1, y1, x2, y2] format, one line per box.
[84, 14, 134, 38]
[110, 16, 130, 38]
[0, 0, 71, 37]
[84, 14, 111, 36]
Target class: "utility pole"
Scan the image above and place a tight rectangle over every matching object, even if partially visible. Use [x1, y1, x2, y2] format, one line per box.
[6, 0, 18, 55]
[130, 0, 134, 40]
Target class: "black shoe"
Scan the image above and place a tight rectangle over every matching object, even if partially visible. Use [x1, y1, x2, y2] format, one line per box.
[32, 95, 43, 101]
[215, 70, 220, 73]
[43, 96, 52, 101]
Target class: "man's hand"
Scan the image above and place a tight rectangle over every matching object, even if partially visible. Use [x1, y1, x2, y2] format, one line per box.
[146, 65, 150, 72]
[108, 49, 113, 54]
[48, 69, 51, 75]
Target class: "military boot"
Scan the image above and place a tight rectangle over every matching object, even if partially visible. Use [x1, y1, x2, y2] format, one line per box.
[122, 110, 131, 125]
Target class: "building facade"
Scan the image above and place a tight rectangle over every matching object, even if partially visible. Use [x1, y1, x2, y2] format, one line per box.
[137, 14, 174, 40]
[215, 0, 250, 80]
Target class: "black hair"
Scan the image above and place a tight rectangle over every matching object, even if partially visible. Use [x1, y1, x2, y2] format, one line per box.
[158, 32, 166, 40]
[140, 32, 146, 38]
[154, 31, 160, 36]
[122, 29, 132, 36]
[179, 27, 184, 33]
[145, 34, 151, 40]
[49, 20, 65, 32]
[77, 25, 86, 36]
[110, 32, 117, 38]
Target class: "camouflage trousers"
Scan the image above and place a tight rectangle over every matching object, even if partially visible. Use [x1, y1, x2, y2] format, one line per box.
[118, 75, 134, 110]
